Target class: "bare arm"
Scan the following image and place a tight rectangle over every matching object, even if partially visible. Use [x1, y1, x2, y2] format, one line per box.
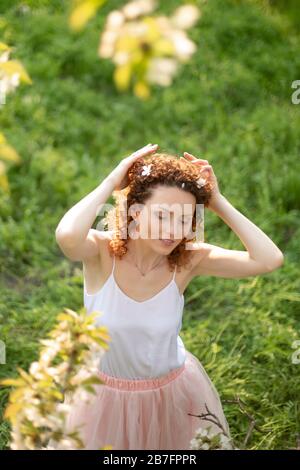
[190, 194, 284, 278]
[55, 176, 116, 261]
[55, 143, 159, 261]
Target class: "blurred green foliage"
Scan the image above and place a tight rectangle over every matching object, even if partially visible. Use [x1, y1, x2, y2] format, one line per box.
[0, 0, 299, 450]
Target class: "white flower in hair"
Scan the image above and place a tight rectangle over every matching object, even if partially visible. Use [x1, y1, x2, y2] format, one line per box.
[141, 164, 153, 176]
[196, 177, 206, 188]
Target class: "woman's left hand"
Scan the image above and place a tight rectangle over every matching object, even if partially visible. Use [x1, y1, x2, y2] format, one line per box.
[180, 151, 222, 209]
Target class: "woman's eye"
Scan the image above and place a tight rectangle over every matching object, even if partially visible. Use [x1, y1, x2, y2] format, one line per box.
[156, 212, 191, 224]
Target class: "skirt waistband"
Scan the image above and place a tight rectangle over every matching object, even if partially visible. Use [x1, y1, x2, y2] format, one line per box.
[97, 362, 186, 391]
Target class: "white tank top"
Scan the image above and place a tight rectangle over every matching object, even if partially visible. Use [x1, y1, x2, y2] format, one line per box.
[83, 254, 187, 379]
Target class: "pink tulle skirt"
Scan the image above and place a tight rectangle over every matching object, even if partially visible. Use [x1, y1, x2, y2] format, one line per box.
[49, 350, 230, 450]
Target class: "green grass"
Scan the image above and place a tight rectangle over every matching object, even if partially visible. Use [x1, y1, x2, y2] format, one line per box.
[0, 0, 299, 450]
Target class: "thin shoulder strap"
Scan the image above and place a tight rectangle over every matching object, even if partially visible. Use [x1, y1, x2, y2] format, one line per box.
[172, 264, 177, 281]
[112, 254, 116, 274]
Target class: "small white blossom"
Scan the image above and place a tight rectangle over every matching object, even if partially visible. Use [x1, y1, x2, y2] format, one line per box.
[141, 164, 153, 176]
[170, 5, 201, 30]
[198, 427, 209, 437]
[98, 2, 201, 96]
[146, 58, 178, 86]
[106, 10, 125, 30]
[0, 72, 20, 105]
[220, 433, 233, 450]
[0, 50, 11, 63]
[189, 425, 234, 450]
[122, 0, 157, 20]
[196, 177, 206, 188]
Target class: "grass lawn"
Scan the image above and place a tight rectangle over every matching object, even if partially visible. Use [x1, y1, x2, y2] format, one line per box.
[0, 0, 299, 450]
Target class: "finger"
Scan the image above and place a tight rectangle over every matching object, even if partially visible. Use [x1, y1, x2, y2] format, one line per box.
[181, 155, 199, 164]
[183, 158, 208, 165]
[180, 155, 196, 165]
[131, 144, 158, 158]
[199, 165, 212, 174]
[132, 143, 153, 154]
[200, 165, 212, 170]
[190, 160, 207, 165]
[140, 144, 159, 156]
[183, 152, 196, 160]
[183, 157, 208, 166]
[184, 152, 208, 164]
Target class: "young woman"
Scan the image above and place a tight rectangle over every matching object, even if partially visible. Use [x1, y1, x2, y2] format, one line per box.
[53, 143, 284, 450]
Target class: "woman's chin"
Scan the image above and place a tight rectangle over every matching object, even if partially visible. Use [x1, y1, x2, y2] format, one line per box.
[155, 238, 180, 250]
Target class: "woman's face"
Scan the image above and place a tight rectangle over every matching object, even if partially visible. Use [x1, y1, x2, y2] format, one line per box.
[131, 185, 196, 253]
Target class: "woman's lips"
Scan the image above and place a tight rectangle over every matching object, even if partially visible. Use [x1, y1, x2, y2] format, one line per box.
[159, 239, 175, 246]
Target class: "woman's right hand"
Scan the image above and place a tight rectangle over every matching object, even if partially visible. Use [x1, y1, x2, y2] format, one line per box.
[108, 143, 159, 191]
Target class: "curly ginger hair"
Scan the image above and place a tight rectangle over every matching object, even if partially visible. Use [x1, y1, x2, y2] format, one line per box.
[103, 153, 213, 273]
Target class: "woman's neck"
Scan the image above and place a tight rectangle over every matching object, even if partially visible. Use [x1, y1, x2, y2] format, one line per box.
[126, 238, 166, 273]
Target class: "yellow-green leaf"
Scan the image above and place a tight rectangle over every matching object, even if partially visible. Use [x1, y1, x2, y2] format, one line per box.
[0, 142, 21, 163]
[152, 38, 175, 56]
[114, 63, 132, 91]
[134, 80, 150, 100]
[69, 0, 106, 32]
[0, 377, 24, 387]
[0, 59, 32, 84]
[212, 342, 221, 354]
[0, 161, 9, 191]
[0, 42, 13, 53]
[4, 402, 23, 421]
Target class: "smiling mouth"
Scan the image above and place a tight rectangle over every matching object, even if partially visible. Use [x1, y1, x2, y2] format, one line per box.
[159, 239, 175, 245]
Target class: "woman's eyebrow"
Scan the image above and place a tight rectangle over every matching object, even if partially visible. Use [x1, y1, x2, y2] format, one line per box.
[156, 205, 193, 217]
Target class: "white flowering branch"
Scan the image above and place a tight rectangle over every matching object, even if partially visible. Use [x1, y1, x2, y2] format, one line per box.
[0, 307, 112, 450]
